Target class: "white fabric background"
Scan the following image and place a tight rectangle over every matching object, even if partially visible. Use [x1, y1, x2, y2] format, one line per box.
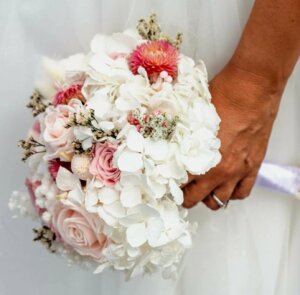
[0, 1, 299, 294]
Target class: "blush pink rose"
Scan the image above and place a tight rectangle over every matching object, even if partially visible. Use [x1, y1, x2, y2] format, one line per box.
[51, 201, 107, 261]
[25, 178, 45, 216]
[89, 142, 121, 187]
[43, 99, 82, 158]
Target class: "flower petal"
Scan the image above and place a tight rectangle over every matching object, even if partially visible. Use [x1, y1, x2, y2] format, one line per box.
[103, 201, 126, 218]
[97, 206, 117, 227]
[117, 150, 143, 172]
[98, 187, 119, 204]
[94, 263, 109, 274]
[157, 161, 186, 180]
[169, 179, 184, 205]
[120, 186, 142, 208]
[56, 167, 79, 191]
[147, 217, 164, 247]
[127, 129, 144, 152]
[144, 138, 169, 161]
[87, 89, 112, 120]
[126, 223, 147, 247]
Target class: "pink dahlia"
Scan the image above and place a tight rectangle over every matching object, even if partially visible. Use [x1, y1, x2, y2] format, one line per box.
[53, 84, 85, 106]
[129, 40, 179, 83]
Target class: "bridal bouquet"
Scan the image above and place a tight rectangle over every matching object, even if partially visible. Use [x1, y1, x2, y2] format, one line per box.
[10, 14, 221, 278]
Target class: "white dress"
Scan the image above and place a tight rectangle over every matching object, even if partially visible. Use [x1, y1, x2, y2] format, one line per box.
[0, 0, 299, 294]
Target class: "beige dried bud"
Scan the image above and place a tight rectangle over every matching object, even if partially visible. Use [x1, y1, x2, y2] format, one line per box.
[71, 154, 92, 180]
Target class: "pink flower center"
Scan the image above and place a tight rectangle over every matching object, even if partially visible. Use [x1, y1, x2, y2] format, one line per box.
[129, 40, 179, 83]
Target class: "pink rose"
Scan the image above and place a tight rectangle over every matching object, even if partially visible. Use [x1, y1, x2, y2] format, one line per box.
[89, 142, 121, 187]
[51, 201, 107, 261]
[43, 99, 82, 158]
[25, 178, 45, 216]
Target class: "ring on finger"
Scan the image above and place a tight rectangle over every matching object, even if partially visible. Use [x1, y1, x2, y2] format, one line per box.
[211, 193, 229, 209]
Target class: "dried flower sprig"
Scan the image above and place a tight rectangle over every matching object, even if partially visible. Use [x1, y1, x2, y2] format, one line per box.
[19, 136, 46, 161]
[66, 109, 96, 129]
[137, 13, 183, 49]
[27, 90, 49, 117]
[33, 226, 56, 253]
[66, 109, 119, 142]
[71, 139, 91, 155]
[130, 109, 179, 140]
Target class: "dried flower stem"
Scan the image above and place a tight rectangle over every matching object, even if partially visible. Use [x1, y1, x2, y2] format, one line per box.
[33, 226, 56, 253]
[27, 90, 49, 116]
[137, 13, 183, 49]
[19, 136, 46, 161]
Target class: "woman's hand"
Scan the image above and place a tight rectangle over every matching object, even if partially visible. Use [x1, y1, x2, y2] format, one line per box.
[182, 0, 300, 210]
[182, 62, 283, 209]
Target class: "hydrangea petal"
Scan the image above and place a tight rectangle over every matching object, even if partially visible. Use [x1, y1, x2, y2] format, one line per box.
[169, 179, 184, 205]
[147, 217, 164, 247]
[56, 167, 79, 191]
[87, 89, 112, 120]
[97, 206, 117, 227]
[98, 187, 119, 204]
[126, 223, 147, 247]
[144, 139, 169, 161]
[103, 201, 126, 218]
[117, 150, 143, 172]
[126, 129, 145, 152]
[120, 186, 142, 208]
[157, 161, 186, 180]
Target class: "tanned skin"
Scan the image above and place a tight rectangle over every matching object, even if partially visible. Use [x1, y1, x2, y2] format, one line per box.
[182, 0, 300, 209]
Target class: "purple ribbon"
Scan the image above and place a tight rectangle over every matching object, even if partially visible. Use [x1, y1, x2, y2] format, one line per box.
[256, 162, 300, 198]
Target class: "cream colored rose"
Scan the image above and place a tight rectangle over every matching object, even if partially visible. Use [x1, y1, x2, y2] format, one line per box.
[52, 201, 107, 261]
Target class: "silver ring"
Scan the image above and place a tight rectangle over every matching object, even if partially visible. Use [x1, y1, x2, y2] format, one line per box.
[211, 193, 229, 209]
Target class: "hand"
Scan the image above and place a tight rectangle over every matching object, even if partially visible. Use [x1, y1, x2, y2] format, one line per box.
[182, 62, 283, 209]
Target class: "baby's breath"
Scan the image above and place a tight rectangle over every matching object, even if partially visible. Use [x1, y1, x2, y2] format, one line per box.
[131, 109, 179, 140]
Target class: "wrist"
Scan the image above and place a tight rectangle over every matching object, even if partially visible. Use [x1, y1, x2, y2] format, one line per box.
[229, 48, 293, 94]
[211, 63, 282, 122]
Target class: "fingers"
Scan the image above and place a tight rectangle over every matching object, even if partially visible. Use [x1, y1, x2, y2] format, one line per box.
[231, 173, 258, 200]
[180, 173, 196, 189]
[182, 176, 219, 208]
[202, 181, 237, 210]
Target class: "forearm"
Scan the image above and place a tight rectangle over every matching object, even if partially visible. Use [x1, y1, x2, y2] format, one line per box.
[230, 0, 300, 91]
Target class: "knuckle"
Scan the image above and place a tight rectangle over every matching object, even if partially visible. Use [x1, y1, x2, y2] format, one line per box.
[244, 158, 262, 173]
[219, 161, 238, 177]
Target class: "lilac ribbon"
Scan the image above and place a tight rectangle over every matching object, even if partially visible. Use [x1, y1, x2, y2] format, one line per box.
[256, 162, 300, 198]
